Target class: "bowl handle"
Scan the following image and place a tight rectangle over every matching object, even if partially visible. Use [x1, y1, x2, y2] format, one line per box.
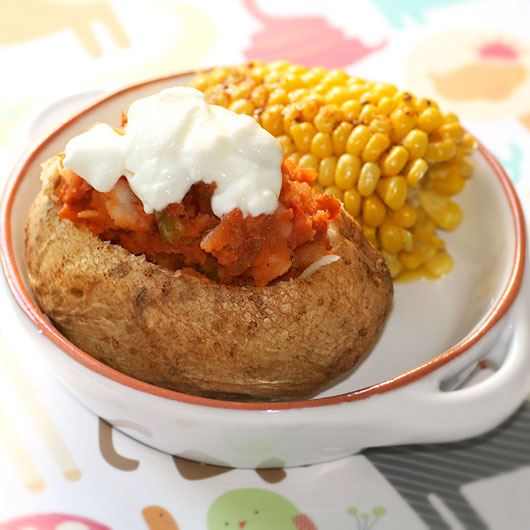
[368, 291, 530, 446]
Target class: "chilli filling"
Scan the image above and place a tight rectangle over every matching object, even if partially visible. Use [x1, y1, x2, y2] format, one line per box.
[54, 158, 341, 286]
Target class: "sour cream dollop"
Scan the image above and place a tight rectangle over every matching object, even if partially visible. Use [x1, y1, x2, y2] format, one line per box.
[63, 87, 283, 218]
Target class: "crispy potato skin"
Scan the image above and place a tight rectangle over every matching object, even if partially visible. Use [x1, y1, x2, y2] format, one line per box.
[25, 157, 393, 401]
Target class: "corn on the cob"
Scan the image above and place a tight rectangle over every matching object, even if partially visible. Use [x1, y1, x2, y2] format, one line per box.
[190, 60, 476, 280]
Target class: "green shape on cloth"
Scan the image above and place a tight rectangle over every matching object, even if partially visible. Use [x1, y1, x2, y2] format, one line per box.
[207, 488, 300, 530]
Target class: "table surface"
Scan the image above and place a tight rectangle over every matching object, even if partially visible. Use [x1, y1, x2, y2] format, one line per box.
[1, 1, 530, 529]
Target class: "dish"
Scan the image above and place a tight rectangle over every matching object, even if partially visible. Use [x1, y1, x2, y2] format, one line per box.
[1, 71, 529, 468]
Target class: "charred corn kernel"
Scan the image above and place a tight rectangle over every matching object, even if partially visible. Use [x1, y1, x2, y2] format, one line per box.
[429, 174, 466, 195]
[390, 107, 416, 141]
[362, 133, 391, 162]
[363, 195, 386, 227]
[343, 188, 362, 217]
[324, 185, 344, 201]
[417, 107, 443, 133]
[359, 104, 379, 124]
[346, 125, 371, 155]
[424, 251, 453, 278]
[318, 156, 337, 187]
[229, 98, 254, 115]
[332, 121, 354, 155]
[311, 132, 333, 158]
[359, 90, 376, 104]
[400, 227, 413, 252]
[379, 221, 403, 253]
[381, 146, 409, 176]
[425, 138, 456, 163]
[192, 61, 476, 282]
[299, 153, 319, 170]
[391, 203, 417, 228]
[399, 245, 424, 270]
[260, 105, 284, 136]
[268, 88, 289, 105]
[415, 98, 439, 113]
[277, 135, 295, 157]
[298, 95, 323, 121]
[250, 85, 269, 108]
[314, 105, 343, 133]
[419, 190, 462, 230]
[290, 122, 316, 152]
[363, 225, 378, 247]
[406, 158, 428, 186]
[369, 117, 393, 136]
[377, 176, 407, 211]
[341, 100, 361, 121]
[283, 105, 302, 131]
[402, 129, 428, 159]
[335, 154, 361, 189]
[358, 162, 381, 196]
[436, 122, 465, 143]
[381, 250, 403, 278]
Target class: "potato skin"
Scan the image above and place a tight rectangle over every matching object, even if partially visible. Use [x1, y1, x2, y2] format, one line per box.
[25, 157, 392, 401]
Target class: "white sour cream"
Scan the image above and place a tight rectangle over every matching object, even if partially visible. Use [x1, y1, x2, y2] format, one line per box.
[63, 87, 283, 218]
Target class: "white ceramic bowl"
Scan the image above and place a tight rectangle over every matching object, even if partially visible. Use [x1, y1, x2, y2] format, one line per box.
[1, 73, 530, 469]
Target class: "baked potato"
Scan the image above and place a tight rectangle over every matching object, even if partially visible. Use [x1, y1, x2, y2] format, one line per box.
[26, 154, 392, 401]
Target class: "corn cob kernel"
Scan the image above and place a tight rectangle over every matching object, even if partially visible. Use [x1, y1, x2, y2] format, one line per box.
[377, 176, 408, 211]
[363, 195, 386, 227]
[335, 154, 361, 190]
[299, 153, 319, 170]
[343, 188, 362, 217]
[406, 158, 429, 187]
[379, 221, 403, 254]
[332, 121, 354, 155]
[358, 162, 381, 197]
[191, 61, 475, 281]
[318, 157, 337, 187]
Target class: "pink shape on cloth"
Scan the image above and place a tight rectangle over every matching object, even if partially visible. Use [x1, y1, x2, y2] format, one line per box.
[0, 513, 111, 530]
[242, 0, 386, 68]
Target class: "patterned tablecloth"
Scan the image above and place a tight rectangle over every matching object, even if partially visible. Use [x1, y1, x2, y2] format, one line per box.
[1, 1, 530, 528]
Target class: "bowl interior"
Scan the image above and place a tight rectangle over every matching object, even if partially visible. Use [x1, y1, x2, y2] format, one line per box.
[2, 73, 521, 401]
